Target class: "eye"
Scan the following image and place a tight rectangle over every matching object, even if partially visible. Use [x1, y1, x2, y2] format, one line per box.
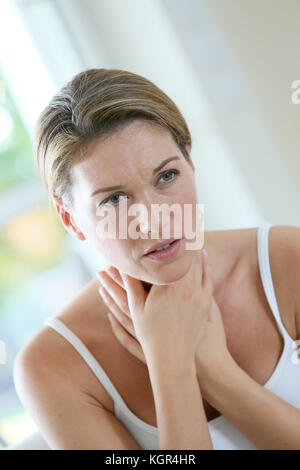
[99, 193, 128, 207]
[158, 169, 179, 184]
[98, 169, 179, 207]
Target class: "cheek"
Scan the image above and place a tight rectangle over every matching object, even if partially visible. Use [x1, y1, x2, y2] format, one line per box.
[170, 183, 199, 235]
[92, 238, 134, 271]
[169, 171, 197, 208]
[94, 240, 146, 282]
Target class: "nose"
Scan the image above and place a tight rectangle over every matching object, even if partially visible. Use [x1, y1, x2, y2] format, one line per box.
[136, 203, 158, 236]
[134, 197, 175, 239]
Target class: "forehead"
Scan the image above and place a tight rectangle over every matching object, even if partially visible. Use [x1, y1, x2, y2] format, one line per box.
[72, 120, 179, 188]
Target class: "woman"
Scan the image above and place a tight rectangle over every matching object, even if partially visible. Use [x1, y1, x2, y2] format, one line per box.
[14, 68, 300, 450]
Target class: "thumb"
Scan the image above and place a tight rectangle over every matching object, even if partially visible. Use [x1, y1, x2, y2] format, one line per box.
[120, 271, 147, 311]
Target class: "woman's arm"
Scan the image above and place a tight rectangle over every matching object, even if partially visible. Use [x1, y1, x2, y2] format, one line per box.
[96, 254, 214, 450]
[147, 355, 213, 450]
[13, 344, 142, 450]
[200, 357, 300, 450]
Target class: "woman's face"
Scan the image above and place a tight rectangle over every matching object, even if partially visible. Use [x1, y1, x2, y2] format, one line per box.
[63, 119, 200, 285]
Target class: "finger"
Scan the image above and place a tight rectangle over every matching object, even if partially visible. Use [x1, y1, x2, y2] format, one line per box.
[99, 287, 136, 336]
[106, 266, 125, 289]
[109, 313, 146, 364]
[120, 271, 147, 312]
[97, 271, 130, 316]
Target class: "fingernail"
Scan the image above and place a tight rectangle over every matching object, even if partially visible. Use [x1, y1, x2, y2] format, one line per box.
[108, 265, 117, 274]
[203, 249, 208, 258]
[96, 271, 104, 282]
[108, 313, 113, 322]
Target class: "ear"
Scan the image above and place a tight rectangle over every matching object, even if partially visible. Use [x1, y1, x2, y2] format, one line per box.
[52, 197, 86, 241]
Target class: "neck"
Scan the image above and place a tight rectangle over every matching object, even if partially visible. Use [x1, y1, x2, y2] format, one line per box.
[142, 280, 153, 293]
[204, 230, 243, 298]
[141, 231, 239, 296]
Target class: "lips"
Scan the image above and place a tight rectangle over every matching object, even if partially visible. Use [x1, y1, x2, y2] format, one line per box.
[143, 238, 179, 255]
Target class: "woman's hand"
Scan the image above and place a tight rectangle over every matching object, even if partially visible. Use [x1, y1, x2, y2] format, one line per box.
[97, 253, 234, 403]
[97, 266, 147, 364]
[97, 249, 212, 370]
[193, 256, 235, 400]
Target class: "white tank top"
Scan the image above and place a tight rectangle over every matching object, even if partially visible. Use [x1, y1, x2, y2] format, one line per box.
[44, 223, 300, 450]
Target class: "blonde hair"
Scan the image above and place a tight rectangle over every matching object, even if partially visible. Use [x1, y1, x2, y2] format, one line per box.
[35, 68, 192, 209]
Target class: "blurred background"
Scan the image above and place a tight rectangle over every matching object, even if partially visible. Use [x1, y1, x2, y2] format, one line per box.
[0, 0, 299, 449]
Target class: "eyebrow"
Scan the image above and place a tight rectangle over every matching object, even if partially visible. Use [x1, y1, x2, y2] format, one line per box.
[90, 156, 180, 198]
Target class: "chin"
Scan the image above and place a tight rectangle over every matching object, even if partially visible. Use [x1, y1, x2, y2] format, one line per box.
[146, 252, 194, 286]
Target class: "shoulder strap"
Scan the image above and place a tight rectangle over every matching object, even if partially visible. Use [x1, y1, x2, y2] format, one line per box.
[43, 316, 129, 408]
[257, 222, 290, 340]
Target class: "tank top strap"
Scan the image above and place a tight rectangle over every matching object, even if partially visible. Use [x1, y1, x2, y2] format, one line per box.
[43, 316, 128, 409]
[257, 222, 290, 342]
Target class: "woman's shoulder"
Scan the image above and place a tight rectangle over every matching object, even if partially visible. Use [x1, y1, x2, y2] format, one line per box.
[206, 225, 259, 245]
[219, 223, 298, 339]
[204, 225, 259, 286]
[205, 225, 259, 256]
